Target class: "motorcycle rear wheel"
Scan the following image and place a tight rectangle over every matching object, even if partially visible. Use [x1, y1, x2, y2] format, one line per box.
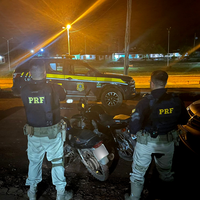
[79, 149, 109, 181]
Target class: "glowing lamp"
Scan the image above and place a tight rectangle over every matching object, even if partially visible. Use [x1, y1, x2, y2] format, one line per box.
[67, 24, 71, 29]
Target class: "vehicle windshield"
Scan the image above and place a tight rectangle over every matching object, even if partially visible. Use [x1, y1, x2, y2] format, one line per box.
[67, 60, 101, 76]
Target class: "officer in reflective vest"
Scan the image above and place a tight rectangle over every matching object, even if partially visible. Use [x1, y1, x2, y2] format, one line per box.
[125, 70, 189, 200]
[20, 59, 73, 200]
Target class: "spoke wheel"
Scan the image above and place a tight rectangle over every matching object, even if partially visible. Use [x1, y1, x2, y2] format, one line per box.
[79, 149, 109, 181]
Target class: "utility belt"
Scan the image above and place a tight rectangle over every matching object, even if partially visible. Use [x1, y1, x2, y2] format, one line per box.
[136, 129, 179, 145]
[23, 119, 67, 141]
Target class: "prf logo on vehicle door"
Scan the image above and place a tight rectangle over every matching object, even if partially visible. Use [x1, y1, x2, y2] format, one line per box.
[77, 82, 85, 92]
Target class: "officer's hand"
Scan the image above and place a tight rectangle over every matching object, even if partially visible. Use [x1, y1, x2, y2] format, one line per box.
[131, 134, 136, 137]
[131, 134, 137, 139]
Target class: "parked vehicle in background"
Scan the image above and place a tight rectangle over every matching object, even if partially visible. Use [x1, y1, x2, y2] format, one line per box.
[12, 56, 136, 108]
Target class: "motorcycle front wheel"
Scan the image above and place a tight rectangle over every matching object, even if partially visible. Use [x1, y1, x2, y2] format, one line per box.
[117, 134, 136, 162]
[79, 149, 109, 181]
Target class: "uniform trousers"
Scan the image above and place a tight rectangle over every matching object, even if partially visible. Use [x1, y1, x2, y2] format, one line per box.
[25, 132, 66, 192]
[130, 141, 174, 198]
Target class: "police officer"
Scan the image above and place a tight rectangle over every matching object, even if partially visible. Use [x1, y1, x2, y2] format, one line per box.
[125, 70, 189, 200]
[20, 59, 73, 200]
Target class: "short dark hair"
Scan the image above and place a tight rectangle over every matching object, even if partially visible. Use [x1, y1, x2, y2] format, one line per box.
[29, 59, 46, 80]
[151, 70, 168, 87]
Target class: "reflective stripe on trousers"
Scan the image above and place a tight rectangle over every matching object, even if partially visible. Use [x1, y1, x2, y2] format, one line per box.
[130, 141, 174, 198]
[25, 132, 66, 191]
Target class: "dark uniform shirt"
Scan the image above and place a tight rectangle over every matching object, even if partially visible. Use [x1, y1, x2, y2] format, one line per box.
[20, 79, 66, 127]
[129, 88, 189, 135]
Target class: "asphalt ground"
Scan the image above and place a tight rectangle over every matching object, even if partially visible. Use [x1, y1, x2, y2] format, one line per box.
[1, 85, 200, 199]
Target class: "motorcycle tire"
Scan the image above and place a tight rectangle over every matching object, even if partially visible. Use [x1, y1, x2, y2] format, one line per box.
[117, 135, 136, 162]
[79, 149, 109, 181]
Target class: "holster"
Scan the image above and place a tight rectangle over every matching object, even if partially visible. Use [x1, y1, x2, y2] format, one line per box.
[170, 130, 180, 146]
[60, 119, 67, 142]
[136, 130, 148, 145]
[23, 124, 34, 136]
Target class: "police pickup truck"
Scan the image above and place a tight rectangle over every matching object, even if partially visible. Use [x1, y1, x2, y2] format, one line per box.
[12, 57, 136, 108]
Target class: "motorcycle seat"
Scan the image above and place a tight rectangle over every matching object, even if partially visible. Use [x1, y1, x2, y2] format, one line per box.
[99, 113, 114, 122]
[98, 113, 128, 129]
[67, 128, 100, 149]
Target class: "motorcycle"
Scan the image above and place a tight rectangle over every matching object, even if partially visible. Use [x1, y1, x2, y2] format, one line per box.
[63, 116, 111, 181]
[178, 99, 200, 155]
[63, 91, 120, 181]
[70, 90, 136, 163]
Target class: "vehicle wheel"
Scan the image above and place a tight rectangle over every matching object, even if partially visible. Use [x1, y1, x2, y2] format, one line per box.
[101, 88, 123, 109]
[79, 149, 109, 181]
[117, 133, 136, 162]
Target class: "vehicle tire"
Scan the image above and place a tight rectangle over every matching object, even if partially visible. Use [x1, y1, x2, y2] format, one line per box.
[79, 149, 109, 181]
[101, 88, 123, 109]
[117, 133, 136, 162]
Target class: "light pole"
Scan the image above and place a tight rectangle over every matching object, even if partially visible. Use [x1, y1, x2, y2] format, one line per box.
[193, 32, 198, 48]
[2, 37, 13, 71]
[66, 24, 71, 55]
[167, 27, 171, 67]
[85, 35, 87, 55]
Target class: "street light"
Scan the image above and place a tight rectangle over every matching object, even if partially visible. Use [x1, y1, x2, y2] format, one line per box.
[66, 24, 71, 55]
[167, 27, 171, 67]
[2, 37, 13, 71]
[62, 24, 71, 55]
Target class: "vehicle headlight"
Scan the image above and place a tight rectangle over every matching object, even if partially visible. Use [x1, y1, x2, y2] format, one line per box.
[129, 79, 135, 86]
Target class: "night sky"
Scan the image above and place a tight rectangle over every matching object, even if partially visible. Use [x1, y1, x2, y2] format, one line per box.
[0, 0, 199, 55]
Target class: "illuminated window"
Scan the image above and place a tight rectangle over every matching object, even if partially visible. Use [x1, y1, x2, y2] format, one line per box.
[49, 63, 63, 73]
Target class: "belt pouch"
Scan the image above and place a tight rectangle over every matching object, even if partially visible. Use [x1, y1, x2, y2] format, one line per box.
[48, 126, 59, 139]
